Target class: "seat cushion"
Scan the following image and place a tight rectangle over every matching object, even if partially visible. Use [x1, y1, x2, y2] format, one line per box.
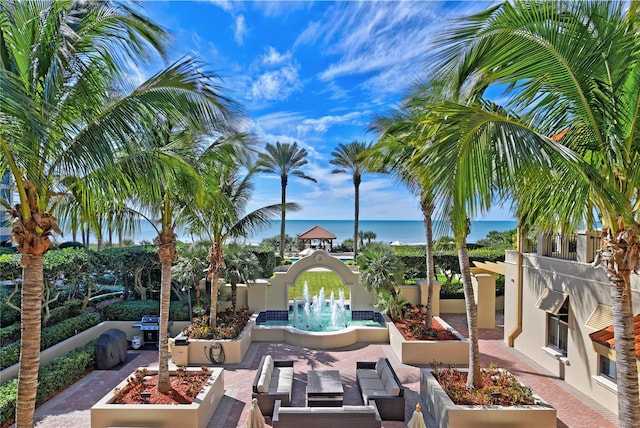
[381, 369, 400, 396]
[375, 358, 386, 377]
[359, 377, 385, 392]
[357, 369, 379, 380]
[269, 367, 294, 394]
[257, 371, 270, 393]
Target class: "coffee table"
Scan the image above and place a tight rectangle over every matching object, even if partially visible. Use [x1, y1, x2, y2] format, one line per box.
[306, 370, 344, 407]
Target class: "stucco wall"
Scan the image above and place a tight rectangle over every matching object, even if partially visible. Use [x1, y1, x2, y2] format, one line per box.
[504, 249, 640, 415]
[263, 250, 376, 311]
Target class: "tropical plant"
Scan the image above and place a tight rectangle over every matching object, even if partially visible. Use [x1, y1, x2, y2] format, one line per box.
[0, 1, 241, 421]
[330, 141, 373, 258]
[369, 101, 440, 330]
[360, 230, 377, 246]
[172, 241, 209, 309]
[184, 152, 296, 328]
[357, 244, 405, 302]
[223, 244, 262, 313]
[256, 141, 316, 258]
[421, 1, 640, 423]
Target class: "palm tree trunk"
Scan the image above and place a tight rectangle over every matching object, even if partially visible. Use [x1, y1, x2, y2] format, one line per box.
[458, 238, 482, 389]
[609, 271, 640, 427]
[155, 230, 176, 393]
[421, 190, 435, 329]
[279, 176, 287, 258]
[16, 255, 43, 428]
[599, 227, 640, 427]
[353, 177, 360, 258]
[208, 241, 224, 329]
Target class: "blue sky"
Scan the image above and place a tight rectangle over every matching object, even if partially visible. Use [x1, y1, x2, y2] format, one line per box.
[139, 0, 513, 221]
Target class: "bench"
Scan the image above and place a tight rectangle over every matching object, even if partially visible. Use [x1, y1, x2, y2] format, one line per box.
[251, 355, 294, 416]
[271, 399, 382, 428]
[356, 357, 405, 420]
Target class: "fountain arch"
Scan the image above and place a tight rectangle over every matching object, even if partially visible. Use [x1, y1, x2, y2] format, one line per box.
[267, 250, 375, 311]
[252, 250, 388, 348]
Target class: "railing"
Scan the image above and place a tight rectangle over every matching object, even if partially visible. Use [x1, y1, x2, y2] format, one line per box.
[543, 233, 577, 260]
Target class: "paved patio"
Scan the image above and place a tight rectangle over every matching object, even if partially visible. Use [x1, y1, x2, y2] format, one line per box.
[27, 312, 618, 428]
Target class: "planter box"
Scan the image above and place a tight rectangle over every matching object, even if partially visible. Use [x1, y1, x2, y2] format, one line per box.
[388, 316, 469, 365]
[91, 367, 224, 428]
[173, 318, 254, 365]
[420, 369, 556, 428]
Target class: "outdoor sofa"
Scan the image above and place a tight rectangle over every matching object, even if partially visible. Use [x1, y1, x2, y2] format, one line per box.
[271, 399, 382, 428]
[355, 357, 405, 420]
[251, 355, 294, 416]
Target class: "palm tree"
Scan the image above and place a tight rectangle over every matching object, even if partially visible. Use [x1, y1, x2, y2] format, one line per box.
[184, 154, 298, 328]
[223, 244, 262, 313]
[359, 230, 377, 246]
[133, 123, 233, 393]
[330, 141, 373, 258]
[357, 244, 405, 319]
[256, 142, 316, 258]
[369, 102, 439, 330]
[0, 2, 238, 423]
[423, 1, 640, 423]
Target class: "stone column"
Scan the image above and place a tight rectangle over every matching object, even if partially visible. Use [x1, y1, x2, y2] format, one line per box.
[472, 273, 496, 328]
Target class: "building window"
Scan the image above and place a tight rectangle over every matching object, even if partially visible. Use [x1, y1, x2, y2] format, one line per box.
[547, 299, 569, 356]
[599, 355, 616, 382]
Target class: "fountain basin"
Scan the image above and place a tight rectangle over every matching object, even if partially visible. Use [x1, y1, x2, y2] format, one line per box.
[253, 309, 388, 349]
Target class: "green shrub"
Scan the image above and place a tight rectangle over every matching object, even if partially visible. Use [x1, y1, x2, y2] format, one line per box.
[0, 246, 16, 255]
[0, 312, 100, 370]
[58, 241, 85, 249]
[0, 340, 96, 426]
[0, 253, 21, 282]
[0, 342, 20, 370]
[45, 299, 84, 325]
[0, 323, 20, 346]
[103, 299, 190, 321]
[41, 312, 100, 350]
[253, 248, 277, 278]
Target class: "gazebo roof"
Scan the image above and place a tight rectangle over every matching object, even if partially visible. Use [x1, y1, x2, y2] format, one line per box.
[297, 225, 336, 240]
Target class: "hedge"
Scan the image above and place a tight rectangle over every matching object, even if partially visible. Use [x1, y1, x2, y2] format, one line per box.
[0, 340, 96, 426]
[0, 312, 100, 370]
[103, 299, 190, 321]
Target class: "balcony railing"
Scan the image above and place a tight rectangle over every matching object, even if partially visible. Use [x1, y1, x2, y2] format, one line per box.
[543, 233, 578, 261]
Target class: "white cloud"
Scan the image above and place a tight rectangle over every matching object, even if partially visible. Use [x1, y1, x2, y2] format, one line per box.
[234, 14, 247, 45]
[262, 46, 291, 65]
[296, 111, 362, 134]
[251, 64, 302, 101]
[208, 0, 234, 12]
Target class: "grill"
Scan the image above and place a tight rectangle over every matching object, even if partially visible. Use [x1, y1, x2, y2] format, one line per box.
[133, 315, 172, 348]
[140, 315, 160, 331]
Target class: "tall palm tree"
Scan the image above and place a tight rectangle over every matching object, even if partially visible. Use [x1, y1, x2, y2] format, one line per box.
[133, 123, 227, 394]
[256, 142, 316, 258]
[423, 1, 640, 424]
[330, 141, 373, 258]
[369, 81, 455, 332]
[184, 152, 298, 328]
[0, 2, 237, 424]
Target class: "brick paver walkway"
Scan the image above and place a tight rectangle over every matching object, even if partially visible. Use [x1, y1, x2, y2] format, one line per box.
[24, 312, 618, 428]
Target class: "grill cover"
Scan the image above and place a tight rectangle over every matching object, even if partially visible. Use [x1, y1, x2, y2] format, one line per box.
[95, 329, 128, 369]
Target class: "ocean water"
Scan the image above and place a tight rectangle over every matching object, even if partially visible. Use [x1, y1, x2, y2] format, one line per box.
[114, 219, 517, 245]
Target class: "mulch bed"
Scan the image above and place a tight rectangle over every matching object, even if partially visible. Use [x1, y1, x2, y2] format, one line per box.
[114, 369, 210, 405]
[393, 308, 459, 341]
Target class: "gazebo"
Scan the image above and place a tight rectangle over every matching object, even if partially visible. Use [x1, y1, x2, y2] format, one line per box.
[297, 225, 336, 252]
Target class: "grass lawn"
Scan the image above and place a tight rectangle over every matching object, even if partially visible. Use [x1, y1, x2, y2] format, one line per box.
[290, 271, 350, 300]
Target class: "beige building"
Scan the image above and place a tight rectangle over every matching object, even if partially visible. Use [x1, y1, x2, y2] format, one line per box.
[503, 231, 640, 415]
